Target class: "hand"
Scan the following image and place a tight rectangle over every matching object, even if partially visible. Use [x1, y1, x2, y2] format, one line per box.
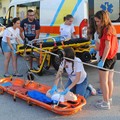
[97, 60, 104, 68]
[13, 49, 17, 55]
[60, 88, 70, 95]
[33, 42, 37, 46]
[90, 48, 97, 54]
[91, 40, 95, 45]
[49, 85, 57, 95]
[24, 38, 28, 45]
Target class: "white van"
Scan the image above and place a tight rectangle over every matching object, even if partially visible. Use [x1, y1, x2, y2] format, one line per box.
[88, 0, 120, 59]
[0, 0, 89, 38]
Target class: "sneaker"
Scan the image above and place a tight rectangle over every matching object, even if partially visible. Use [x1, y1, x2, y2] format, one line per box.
[4, 73, 11, 77]
[97, 98, 112, 105]
[95, 101, 110, 110]
[97, 88, 103, 96]
[13, 73, 23, 77]
[109, 98, 112, 104]
[88, 84, 97, 95]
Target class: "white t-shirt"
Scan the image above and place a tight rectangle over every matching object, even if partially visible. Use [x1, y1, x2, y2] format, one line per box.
[59, 57, 87, 84]
[94, 32, 100, 43]
[2, 27, 20, 44]
[94, 32, 100, 61]
[60, 23, 75, 39]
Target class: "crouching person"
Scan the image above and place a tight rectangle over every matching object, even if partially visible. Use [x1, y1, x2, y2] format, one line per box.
[49, 47, 96, 99]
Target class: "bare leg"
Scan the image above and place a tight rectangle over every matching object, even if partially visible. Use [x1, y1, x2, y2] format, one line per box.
[4, 52, 11, 73]
[11, 53, 17, 73]
[108, 70, 114, 99]
[99, 70, 102, 91]
[99, 70, 109, 102]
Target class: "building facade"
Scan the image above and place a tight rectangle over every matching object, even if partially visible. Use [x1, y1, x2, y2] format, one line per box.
[0, 0, 11, 17]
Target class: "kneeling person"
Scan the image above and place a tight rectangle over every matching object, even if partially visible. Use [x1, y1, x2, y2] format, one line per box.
[49, 47, 96, 99]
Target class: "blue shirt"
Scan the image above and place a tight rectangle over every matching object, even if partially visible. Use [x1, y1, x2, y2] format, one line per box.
[20, 18, 40, 41]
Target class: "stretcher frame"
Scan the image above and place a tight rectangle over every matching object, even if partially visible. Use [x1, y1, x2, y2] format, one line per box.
[16, 36, 91, 74]
[0, 77, 86, 115]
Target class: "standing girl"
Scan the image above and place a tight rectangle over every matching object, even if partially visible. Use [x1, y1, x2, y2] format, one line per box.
[2, 17, 23, 77]
[94, 10, 118, 110]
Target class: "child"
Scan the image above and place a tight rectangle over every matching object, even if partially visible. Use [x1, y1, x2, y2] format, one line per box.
[60, 14, 76, 40]
[49, 47, 96, 99]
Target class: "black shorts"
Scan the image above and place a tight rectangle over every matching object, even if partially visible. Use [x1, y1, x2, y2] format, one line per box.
[99, 56, 117, 71]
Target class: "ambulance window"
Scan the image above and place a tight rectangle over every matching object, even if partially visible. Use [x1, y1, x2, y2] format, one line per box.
[88, 0, 120, 22]
[17, 1, 40, 21]
[5, 6, 14, 25]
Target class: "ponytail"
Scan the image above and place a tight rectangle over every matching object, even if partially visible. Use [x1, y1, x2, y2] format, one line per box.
[63, 16, 66, 21]
[6, 21, 13, 28]
[6, 17, 20, 28]
[63, 14, 73, 22]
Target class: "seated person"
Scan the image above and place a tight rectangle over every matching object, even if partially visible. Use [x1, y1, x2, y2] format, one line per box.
[60, 14, 76, 40]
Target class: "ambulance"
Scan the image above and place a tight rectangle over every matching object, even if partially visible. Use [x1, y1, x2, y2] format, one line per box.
[88, 0, 120, 38]
[0, 0, 120, 38]
[0, 0, 89, 38]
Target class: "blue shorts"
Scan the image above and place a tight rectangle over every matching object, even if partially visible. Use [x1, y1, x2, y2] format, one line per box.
[2, 41, 16, 52]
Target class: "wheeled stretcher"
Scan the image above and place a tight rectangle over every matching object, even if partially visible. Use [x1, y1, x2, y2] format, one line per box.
[16, 37, 91, 74]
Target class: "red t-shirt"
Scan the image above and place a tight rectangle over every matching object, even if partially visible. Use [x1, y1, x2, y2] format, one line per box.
[99, 26, 118, 59]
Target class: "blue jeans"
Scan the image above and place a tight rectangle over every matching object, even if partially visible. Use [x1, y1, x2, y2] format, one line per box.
[65, 77, 91, 99]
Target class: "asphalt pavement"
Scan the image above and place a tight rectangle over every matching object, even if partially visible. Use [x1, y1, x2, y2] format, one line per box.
[0, 49, 120, 120]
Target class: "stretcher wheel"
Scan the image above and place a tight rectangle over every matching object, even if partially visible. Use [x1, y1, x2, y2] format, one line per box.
[38, 59, 50, 75]
[81, 52, 91, 62]
[77, 52, 91, 62]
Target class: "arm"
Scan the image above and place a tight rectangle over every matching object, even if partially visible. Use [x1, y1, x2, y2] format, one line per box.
[67, 72, 80, 90]
[20, 27, 25, 40]
[49, 67, 64, 95]
[35, 21, 40, 39]
[95, 41, 100, 51]
[15, 28, 22, 44]
[71, 33, 77, 38]
[71, 25, 77, 38]
[16, 38, 21, 44]
[101, 40, 110, 62]
[60, 71, 81, 95]
[20, 20, 25, 40]
[7, 37, 14, 50]
[54, 67, 63, 86]
[35, 29, 40, 39]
